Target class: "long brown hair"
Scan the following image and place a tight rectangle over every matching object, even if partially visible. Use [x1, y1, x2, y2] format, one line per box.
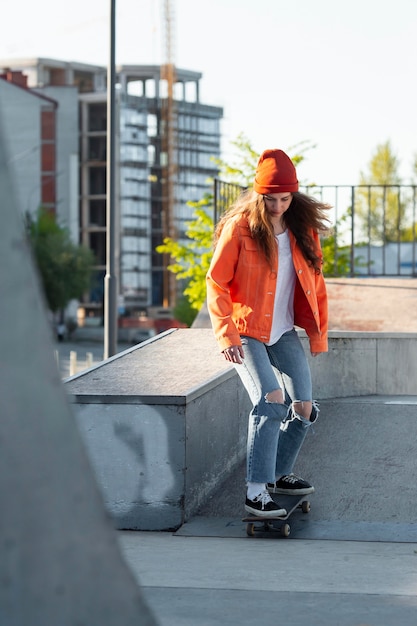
[214, 190, 331, 272]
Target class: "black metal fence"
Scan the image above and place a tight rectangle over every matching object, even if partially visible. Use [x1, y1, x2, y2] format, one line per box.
[213, 179, 417, 277]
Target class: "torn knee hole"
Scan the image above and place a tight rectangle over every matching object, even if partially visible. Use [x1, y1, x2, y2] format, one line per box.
[265, 389, 284, 404]
[293, 400, 313, 419]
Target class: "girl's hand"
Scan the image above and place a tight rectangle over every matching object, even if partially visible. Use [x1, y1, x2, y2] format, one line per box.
[223, 345, 244, 364]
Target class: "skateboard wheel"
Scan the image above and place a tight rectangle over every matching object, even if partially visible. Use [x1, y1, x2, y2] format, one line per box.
[281, 523, 291, 537]
[246, 523, 255, 537]
[301, 500, 311, 514]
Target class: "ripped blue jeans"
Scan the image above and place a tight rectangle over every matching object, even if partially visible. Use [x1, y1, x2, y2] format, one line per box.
[235, 330, 318, 483]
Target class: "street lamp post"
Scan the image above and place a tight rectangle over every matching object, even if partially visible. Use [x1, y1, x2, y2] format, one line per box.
[104, 0, 118, 358]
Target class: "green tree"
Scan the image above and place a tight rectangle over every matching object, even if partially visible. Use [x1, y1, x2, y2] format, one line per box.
[212, 133, 260, 186]
[402, 153, 417, 242]
[26, 208, 95, 319]
[156, 134, 264, 321]
[400, 223, 417, 242]
[355, 141, 405, 242]
[321, 211, 351, 276]
[321, 208, 368, 276]
[156, 195, 214, 315]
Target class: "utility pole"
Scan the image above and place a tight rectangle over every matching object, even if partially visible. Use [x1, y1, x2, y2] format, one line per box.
[161, 0, 177, 308]
[104, 0, 118, 358]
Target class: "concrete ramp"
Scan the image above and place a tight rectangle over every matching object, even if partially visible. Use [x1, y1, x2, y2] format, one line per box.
[298, 396, 417, 522]
[181, 395, 417, 541]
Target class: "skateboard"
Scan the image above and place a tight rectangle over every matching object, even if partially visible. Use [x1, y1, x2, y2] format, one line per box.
[242, 493, 311, 538]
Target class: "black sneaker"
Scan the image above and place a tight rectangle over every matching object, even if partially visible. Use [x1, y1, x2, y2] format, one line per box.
[267, 474, 315, 495]
[245, 490, 287, 518]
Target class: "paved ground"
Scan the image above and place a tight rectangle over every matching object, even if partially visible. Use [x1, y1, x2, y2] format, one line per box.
[117, 531, 417, 626]
[54, 339, 131, 378]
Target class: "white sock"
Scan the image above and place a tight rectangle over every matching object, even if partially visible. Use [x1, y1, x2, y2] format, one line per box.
[247, 482, 266, 500]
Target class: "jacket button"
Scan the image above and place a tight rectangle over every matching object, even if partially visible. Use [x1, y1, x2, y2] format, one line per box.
[306, 290, 311, 295]
[298, 269, 303, 274]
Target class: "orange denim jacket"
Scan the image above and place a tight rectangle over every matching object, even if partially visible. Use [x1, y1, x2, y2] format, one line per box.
[206, 215, 328, 353]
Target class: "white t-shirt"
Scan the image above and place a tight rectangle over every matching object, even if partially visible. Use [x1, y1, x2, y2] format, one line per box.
[266, 230, 296, 346]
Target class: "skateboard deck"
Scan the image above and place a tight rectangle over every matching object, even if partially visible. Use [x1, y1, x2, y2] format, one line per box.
[242, 493, 311, 537]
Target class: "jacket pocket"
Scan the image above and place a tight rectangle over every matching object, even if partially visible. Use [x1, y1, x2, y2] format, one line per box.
[240, 236, 262, 266]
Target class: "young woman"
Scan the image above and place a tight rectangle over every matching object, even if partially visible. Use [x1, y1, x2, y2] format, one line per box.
[206, 149, 331, 518]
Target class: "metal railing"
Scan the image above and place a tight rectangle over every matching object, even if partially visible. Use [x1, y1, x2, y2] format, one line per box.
[213, 179, 417, 277]
[213, 179, 246, 224]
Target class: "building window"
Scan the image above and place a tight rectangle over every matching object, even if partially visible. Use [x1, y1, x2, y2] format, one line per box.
[90, 231, 106, 266]
[48, 68, 66, 86]
[148, 144, 155, 165]
[88, 103, 107, 131]
[89, 166, 106, 195]
[89, 199, 106, 227]
[88, 136, 106, 161]
[74, 70, 95, 93]
[147, 114, 157, 137]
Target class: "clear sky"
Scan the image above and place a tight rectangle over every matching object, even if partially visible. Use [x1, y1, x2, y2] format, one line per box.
[2, 0, 417, 185]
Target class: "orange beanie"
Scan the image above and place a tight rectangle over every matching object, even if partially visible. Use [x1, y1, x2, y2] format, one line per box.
[253, 149, 299, 194]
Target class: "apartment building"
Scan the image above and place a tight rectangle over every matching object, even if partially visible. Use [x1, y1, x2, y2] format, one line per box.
[0, 57, 223, 318]
[0, 65, 79, 243]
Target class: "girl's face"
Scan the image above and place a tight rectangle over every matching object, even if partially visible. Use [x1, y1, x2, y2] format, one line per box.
[263, 193, 293, 220]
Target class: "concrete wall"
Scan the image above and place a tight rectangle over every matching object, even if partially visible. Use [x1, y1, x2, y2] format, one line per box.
[65, 329, 249, 530]
[65, 328, 417, 530]
[300, 330, 417, 398]
[0, 125, 158, 625]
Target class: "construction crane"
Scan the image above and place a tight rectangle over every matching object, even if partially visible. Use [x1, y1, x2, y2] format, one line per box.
[160, 0, 177, 308]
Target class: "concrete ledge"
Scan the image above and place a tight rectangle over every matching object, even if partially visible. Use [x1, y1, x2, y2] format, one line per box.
[300, 330, 417, 397]
[65, 328, 417, 530]
[65, 329, 249, 530]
